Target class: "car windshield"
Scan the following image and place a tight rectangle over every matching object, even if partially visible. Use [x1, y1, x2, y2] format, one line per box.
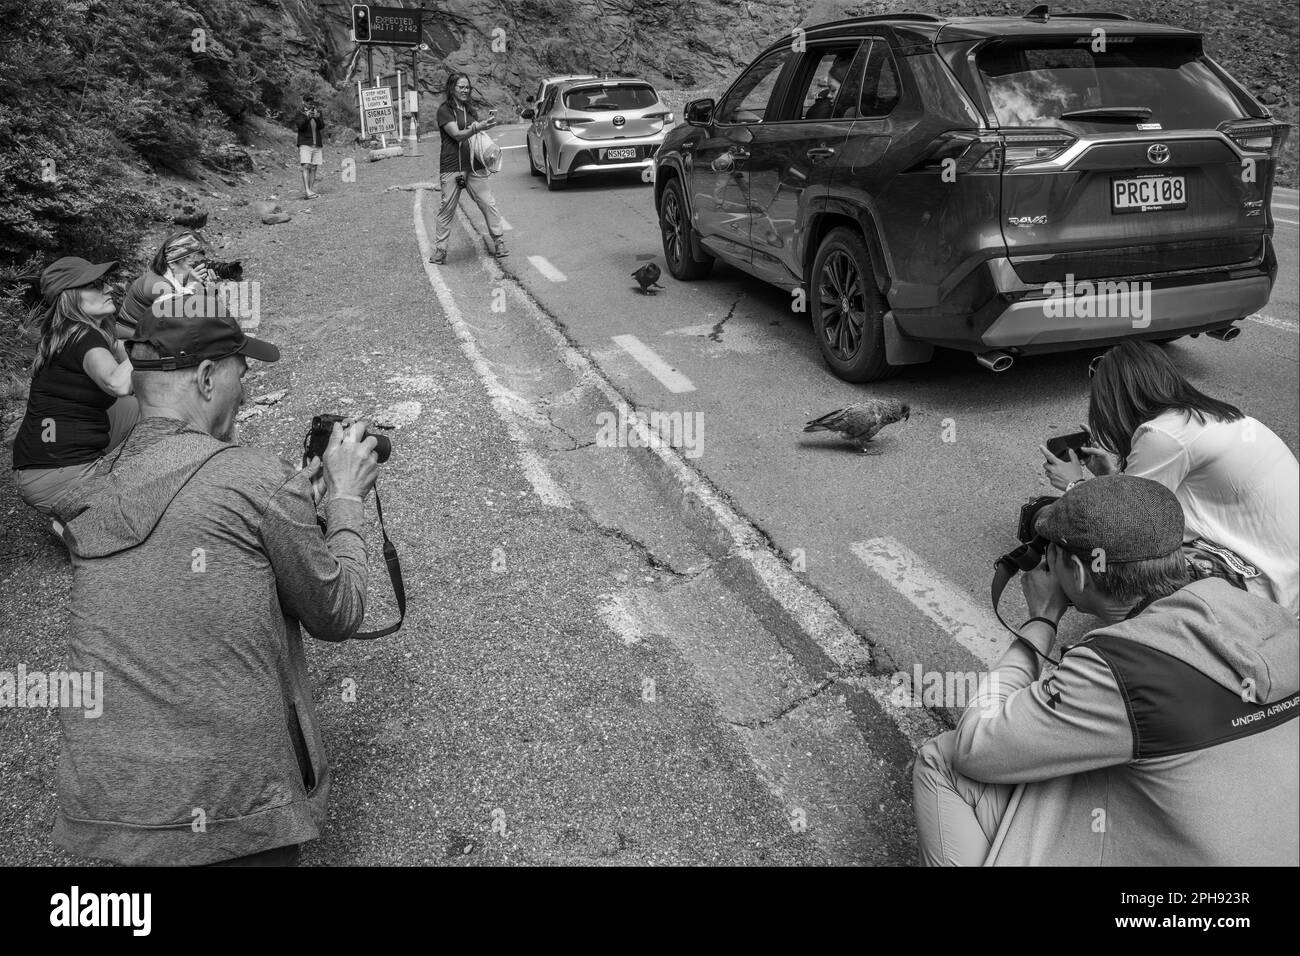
[564, 84, 658, 111]
[976, 37, 1248, 129]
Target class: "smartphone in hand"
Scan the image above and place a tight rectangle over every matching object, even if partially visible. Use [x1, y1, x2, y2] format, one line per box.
[1046, 430, 1090, 460]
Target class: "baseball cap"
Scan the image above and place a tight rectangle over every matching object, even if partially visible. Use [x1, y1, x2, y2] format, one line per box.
[1035, 474, 1184, 563]
[128, 308, 279, 370]
[40, 257, 117, 303]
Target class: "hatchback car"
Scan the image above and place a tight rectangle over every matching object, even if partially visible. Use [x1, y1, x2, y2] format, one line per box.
[653, 8, 1287, 381]
[524, 77, 676, 190]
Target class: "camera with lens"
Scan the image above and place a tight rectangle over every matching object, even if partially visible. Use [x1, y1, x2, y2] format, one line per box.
[996, 494, 1059, 577]
[302, 414, 392, 467]
[202, 259, 243, 282]
[455, 172, 467, 188]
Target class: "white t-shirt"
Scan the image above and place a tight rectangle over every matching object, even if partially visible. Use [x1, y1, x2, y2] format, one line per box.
[1126, 409, 1299, 616]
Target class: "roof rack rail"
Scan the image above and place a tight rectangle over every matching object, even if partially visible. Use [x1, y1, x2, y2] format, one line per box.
[812, 12, 944, 28]
[1022, 6, 1136, 20]
[1057, 11, 1136, 19]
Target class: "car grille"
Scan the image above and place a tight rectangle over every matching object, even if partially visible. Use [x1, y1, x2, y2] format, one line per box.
[1010, 237, 1263, 283]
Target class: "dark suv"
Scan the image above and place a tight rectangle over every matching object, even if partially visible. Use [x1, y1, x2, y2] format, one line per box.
[653, 8, 1288, 381]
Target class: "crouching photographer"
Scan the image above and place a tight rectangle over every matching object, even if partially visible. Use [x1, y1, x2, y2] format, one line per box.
[912, 475, 1298, 866]
[48, 308, 390, 867]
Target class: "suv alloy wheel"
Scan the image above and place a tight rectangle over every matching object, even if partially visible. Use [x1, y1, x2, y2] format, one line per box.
[659, 178, 713, 280]
[810, 227, 893, 382]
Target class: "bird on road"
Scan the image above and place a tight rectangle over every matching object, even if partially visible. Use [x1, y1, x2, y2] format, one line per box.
[632, 262, 665, 295]
[803, 399, 910, 451]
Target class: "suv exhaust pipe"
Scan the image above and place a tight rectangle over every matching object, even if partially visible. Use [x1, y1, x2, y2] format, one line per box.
[976, 350, 1014, 372]
[1206, 325, 1241, 342]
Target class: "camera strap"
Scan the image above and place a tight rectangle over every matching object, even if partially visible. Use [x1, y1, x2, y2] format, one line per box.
[990, 546, 1058, 666]
[350, 484, 407, 639]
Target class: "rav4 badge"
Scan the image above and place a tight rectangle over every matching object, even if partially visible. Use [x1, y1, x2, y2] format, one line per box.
[1007, 215, 1048, 227]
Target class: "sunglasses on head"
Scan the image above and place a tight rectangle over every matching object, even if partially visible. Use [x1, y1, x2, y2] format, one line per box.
[1088, 354, 1105, 378]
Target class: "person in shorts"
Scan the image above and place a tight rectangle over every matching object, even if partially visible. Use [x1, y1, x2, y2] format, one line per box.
[295, 94, 326, 199]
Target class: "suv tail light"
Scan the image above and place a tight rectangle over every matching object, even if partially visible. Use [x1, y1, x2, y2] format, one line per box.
[999, 130, 1075, 167]
[908, 129, 1076, 173]
[1221, 120, 1290, 156]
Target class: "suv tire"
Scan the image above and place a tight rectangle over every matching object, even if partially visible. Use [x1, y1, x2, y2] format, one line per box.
[659, 177, 713, 280]
[810, 227, 895, 383]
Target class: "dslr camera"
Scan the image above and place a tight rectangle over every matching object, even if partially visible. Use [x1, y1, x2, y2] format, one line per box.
[998, 494, 1059, 576]
[201, 259, 243, 282]
[302, 414, 392, 467]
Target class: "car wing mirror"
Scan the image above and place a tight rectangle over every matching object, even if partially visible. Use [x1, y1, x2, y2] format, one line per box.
[521, 107, 535, 120]
[685, 98, 716, 126]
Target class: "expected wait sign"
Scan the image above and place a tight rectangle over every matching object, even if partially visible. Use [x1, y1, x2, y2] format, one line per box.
[352, 5, 423, 46]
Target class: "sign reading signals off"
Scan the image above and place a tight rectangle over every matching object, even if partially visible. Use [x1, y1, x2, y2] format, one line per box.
[361, 87, 396, 134]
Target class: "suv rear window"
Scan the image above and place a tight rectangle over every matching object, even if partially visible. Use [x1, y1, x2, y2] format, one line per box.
[564, 84, 658, 111]
[976, 37, 1247, 129]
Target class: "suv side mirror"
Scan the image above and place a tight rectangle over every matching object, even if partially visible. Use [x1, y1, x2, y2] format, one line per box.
[521, 107, 535, 120]
[685, 98, 715, 126]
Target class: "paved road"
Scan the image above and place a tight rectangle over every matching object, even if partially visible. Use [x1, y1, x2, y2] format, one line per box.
[473, 126, 1298, 686]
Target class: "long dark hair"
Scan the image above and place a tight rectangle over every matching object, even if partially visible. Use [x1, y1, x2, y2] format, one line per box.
[1088, 340, 1243, 464]
[33, 287, 114, 377]
[444, 72, 471, 108]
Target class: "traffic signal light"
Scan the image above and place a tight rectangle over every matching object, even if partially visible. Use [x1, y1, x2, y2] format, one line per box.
[352, 4, 371, 42]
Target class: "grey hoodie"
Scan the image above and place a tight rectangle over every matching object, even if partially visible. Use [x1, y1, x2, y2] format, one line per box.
[953, 577, 1299, 865]
[50, 417, 368, 865]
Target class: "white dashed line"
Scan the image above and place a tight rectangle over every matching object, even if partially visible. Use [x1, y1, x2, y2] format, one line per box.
[528, 255, 567, 282]
[611, 335, 697, 393]
[851, 538, 1006, 669]
[1274, 216, 1299, 226]
[1272, 202, 1298, 211]
[1247, 313, 1300, 333]
[498, 144, 527, 150]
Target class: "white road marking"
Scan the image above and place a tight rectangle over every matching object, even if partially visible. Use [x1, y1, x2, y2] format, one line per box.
[611, 335, 697, 393]
[528, 255, 567, 282]
[498, 216, 513, 231]
[1247, 313, 1300, 333]
[412, 189, 572, 509]
[1272, 202, 1299, 210]
[498, 144, 527, 150]
[1274, 216, 1299, 226]
[851, 538, 1007, 669]
[451, 211, 941, 750]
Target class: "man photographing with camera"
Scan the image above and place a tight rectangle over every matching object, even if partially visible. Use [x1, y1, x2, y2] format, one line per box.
[47, 308, 384, 866]
[912, 475, 1298, 866]
[296, 93, 326, 200]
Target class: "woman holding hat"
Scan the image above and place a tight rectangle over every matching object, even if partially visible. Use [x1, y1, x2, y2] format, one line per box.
[11, 257, 139, 518]
[1040, 339, 1299, 616]
[117, 229, 214, 333]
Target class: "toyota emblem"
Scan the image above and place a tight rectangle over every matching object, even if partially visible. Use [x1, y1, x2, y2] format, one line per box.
[613, 115, 626, 127]
[1147, 143, 1170, 165]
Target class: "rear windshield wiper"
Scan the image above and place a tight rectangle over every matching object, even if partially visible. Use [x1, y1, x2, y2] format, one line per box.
[1060, 106, 1153, 121]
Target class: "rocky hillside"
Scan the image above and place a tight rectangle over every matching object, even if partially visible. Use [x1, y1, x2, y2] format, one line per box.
[278, 1, 1295, 120]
